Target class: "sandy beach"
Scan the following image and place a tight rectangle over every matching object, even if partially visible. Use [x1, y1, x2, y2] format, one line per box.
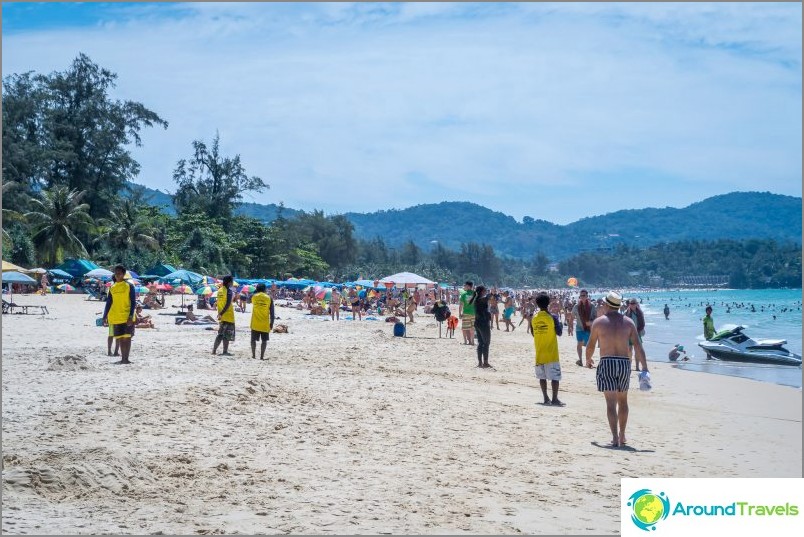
[2, 293, 801, 535]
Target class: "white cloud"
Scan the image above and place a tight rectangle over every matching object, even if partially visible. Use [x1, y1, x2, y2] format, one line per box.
[2, 2, 801, 223]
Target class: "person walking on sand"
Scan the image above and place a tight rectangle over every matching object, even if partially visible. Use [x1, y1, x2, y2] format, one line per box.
[488, 289, 501, 330]
[329, 288, 341, 321]
[625, 298, 647, 372]
[250, 283, 275, 360]
[586, 291, 647, 447]
[572, 289, 593, 366]
[213, 275, 236, 356]
[703, 306, 716, 341]
[102, 265, 136, 365]
[502, 291, 516, 332]
[470, 286, 492, 368]
[458, 281, 476, 345]
[532, 292, 564, 406]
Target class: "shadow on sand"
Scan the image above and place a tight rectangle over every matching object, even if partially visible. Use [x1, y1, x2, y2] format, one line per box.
[591, 441, 655, 453]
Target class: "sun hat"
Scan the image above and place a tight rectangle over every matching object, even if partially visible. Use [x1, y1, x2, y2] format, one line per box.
[603, 291, 622, 309]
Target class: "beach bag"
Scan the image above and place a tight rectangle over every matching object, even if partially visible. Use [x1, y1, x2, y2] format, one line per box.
[393, 322, 406, 337]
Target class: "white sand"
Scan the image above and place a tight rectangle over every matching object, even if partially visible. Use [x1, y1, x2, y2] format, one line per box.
[2, 293, 801, 534]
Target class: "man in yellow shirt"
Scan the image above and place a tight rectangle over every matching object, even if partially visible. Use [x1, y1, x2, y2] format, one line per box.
[250, 283, 275, 360]
[213, 275, 236, 356]
[531, 292, 564, 406]
[102, 265, 136, 365]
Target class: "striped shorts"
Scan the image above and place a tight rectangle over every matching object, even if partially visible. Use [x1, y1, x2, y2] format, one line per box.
[461, 315, 475, 330]
[596, 356, 631, 392]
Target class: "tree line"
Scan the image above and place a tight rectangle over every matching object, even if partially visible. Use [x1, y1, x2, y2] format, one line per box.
[3, 54, 800, 289]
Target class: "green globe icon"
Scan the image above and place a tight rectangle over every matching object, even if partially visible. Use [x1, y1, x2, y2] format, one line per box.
[633, 494, 664, 525]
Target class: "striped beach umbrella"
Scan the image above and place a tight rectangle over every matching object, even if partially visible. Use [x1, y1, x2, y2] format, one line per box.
[174, 284, 194, 295]
[196, 285, 216, 296]
[57, 283, 76, 292]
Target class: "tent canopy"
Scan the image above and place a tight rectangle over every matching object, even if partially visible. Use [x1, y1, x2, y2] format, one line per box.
[53, 258, 100, 278]
[379, 272, 436, 288]
[143, 263, 177, 277]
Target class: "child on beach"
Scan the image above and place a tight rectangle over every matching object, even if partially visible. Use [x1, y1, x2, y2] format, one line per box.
[446, 313, 458, 338]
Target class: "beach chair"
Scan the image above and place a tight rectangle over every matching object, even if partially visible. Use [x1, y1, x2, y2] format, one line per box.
[2, 299, 49, 315]
[84, 287, 106, 301]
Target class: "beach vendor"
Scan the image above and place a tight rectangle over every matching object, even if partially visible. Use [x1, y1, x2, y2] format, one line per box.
[213, 275, 236, 356]
[532, 292, 564, 406]
[102, 264, 136, 365]
[250, 283, 275, 360]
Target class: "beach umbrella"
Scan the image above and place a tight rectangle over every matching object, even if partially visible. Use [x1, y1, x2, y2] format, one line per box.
[3, 271, 37, 302]
[135, 286, 150, 294]
[160, 269, 203, 286]
[196, 285, 216, 296]
[174, 283, 195, 308]
[2, 260, 28, 272]
[155, 283, 173, 292]
[240, 284, 257, 295]
[57, 283, 76, 292]
[315, 289, 332, 301]
[85, 268, 114, 279]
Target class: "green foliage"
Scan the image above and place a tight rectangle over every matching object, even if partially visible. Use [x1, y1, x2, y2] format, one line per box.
[172, 131, 268, 221]
[557, 239, 802, 289]
[24, 186, 94, 266]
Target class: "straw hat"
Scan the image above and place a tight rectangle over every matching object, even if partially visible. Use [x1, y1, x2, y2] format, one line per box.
[603, 291, 622, 309]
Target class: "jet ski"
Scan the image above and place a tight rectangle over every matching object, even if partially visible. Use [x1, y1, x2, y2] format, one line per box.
[698, 326, 802, 366]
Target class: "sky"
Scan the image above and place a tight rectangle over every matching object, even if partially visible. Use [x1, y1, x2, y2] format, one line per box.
[2, 2, 801, 224]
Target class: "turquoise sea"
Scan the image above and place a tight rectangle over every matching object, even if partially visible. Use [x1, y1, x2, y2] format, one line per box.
[592, 289, 802, 389]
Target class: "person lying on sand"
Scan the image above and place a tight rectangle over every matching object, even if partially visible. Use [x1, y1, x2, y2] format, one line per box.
[177, 305, 218, 325]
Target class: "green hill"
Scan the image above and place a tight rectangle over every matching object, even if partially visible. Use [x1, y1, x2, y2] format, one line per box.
[134, 184, 801, 260]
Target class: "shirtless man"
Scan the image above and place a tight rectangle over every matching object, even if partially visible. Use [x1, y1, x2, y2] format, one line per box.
[586, 291, 647, 447]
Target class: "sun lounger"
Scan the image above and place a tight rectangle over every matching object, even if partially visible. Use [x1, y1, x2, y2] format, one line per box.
[2, 299, 49, 315]
[84, 288, 106, 301]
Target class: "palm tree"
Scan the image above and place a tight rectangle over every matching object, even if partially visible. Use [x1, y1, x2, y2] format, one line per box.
[25, 186, 93, 266]
[95, 198, 159, 266]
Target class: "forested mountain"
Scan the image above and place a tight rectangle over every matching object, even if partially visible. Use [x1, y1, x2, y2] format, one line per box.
[136, 186, 802, 260]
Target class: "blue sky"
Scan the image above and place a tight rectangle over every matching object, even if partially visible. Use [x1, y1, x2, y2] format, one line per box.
[3, 2, 801, 224]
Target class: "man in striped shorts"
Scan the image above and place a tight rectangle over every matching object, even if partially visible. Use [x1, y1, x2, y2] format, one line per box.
[586, 291, 647, 447]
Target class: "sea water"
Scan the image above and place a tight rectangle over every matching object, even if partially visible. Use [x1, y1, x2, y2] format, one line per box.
[593, 289, 802, 389]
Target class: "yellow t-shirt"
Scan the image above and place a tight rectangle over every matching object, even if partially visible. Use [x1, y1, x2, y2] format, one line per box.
[217, 287, 235, 323]
[108, 281, 134, 325]
[250, 292, 272, 332]
[531, 310, 559, 365]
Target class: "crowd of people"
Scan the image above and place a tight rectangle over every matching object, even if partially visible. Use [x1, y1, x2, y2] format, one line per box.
[100, 266, 745, 448]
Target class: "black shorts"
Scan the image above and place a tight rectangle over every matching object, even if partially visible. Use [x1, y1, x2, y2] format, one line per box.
[112, 323, 135, 339]
[251, 330, 270, 343]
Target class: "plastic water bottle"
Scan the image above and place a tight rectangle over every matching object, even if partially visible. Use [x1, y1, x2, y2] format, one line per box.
[638, 371, 652, 391]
